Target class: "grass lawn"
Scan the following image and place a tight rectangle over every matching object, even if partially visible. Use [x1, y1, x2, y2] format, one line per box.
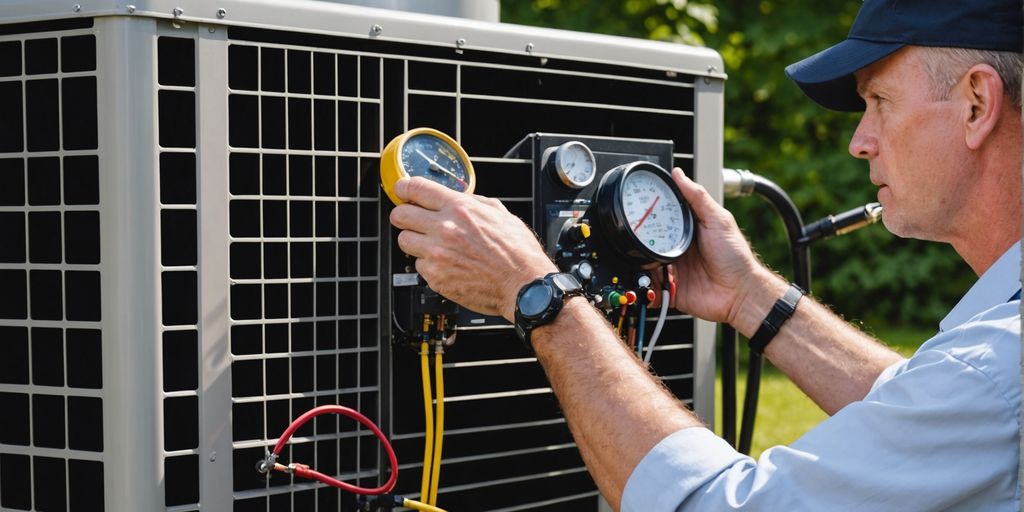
[712, 325, 934, 459]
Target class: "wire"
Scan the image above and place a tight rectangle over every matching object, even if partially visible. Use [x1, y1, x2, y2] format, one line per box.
[420, 342, 434, 503]
[616, 304, 627, 336]
[636, 302, 647, 357]
[428, 347, 445, 506]
[644, 289, 670, 365]
[404, 498, 447, 512]
[269, 405, 398, 495]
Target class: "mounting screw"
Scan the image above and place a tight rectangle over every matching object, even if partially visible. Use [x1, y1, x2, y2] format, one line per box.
[73, 4, 81, 12]
[126, 4, 135, 13]
[456, 38, 467, 48]
[216, 8, 227, 18]
[525, 43, 534, 54]
[173, 7, 184, 18]
[370, 24, 383, 36]
[704, 65, 718, 84]
[209, 451, 217, 462]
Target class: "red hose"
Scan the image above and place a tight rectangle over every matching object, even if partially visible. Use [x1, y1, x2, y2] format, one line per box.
[270, 405, 399, 495]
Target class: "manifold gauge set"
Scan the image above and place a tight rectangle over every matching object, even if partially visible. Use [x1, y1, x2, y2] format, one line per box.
[382, 129, 696, 348]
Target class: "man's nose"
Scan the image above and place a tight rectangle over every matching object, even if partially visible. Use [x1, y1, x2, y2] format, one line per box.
[848, 117, 878, 160]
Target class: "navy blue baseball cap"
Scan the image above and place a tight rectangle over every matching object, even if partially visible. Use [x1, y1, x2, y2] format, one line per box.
[785, 0, 1024, 112]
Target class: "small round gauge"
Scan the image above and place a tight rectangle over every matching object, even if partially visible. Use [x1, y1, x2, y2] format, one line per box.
[380, 127, 476, 205]
[551, 141, 596, 189]
[595, 161, 695, 264]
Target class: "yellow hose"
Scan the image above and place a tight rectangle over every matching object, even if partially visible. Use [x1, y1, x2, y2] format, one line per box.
[428, 349, 445, 506]
[403, 498, 447, 512]
[419, 341, 433, 504]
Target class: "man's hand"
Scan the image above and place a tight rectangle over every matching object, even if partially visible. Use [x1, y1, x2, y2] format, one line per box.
[389, 177, 557, 321]
[654, 168, 782, 334]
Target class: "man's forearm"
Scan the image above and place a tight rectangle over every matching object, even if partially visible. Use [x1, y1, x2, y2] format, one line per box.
[530, 297, 704, 509]
[732, 270, 903, 415]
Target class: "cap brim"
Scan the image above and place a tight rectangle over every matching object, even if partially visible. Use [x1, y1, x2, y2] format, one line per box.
[785, 38, 904, 112]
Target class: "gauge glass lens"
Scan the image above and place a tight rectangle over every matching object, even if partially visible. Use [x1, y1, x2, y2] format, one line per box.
[555, 142, 596, 188]
[400, 134, 471, 192]
[621, 170, 687, 256]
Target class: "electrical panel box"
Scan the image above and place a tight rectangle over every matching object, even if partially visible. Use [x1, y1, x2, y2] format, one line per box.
[0, 1, 724, 511]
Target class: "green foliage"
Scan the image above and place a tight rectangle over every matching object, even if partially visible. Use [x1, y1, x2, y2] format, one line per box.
[502, 0, 975, 328]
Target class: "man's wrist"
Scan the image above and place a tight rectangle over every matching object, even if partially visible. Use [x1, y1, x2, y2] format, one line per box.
[502, 262, 560, 321]
[730, 270, 791, 338]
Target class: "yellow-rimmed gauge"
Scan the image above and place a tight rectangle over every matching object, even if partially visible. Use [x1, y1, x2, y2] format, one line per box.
[380, 128, 476, 205]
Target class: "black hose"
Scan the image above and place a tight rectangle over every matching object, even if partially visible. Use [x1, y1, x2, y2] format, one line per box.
[749, 175, 811, 290]
[737, 175, 811, 455]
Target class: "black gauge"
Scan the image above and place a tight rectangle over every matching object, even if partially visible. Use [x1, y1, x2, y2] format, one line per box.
[595, 161, 695, 264]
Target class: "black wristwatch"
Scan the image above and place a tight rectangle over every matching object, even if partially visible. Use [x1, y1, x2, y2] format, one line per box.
[514, 272, 584, 351]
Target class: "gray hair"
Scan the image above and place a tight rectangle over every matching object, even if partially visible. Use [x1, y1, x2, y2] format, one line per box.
[918, 46, 1023, 108]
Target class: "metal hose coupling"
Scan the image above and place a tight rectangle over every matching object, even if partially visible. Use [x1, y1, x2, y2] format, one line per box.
[721, 168, 757, 198]
[798, 202, 883, 245]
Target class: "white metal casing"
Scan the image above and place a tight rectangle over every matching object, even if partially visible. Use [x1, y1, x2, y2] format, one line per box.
[0, 2, 725, 510]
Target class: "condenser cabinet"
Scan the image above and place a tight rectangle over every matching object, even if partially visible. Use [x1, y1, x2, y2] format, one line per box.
[0, 1, 725, 510]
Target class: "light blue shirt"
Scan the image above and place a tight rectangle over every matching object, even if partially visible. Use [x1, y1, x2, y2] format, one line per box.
[622, 243, 1021, 511]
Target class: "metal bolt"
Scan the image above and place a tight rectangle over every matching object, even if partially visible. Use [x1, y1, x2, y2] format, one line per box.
[208, 27, 216, 33]
[126, 4, 136, 13]
[73, 4, 81, 12]
[209, 451, 217, 462]
[525, 43, 534, 54]
[370, 24, 383, 36]
[216, 8, 227, 18]
[173, 7, 184, 18]
[704, 65, 718, 84]
[456, 38, 466, 48]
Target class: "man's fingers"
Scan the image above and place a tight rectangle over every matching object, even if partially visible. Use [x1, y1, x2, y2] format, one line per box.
[394, 176, 460, 211]
[671, 167, 727, 228]
[389, 202, 443, 235]
[395, 229, 431, 259]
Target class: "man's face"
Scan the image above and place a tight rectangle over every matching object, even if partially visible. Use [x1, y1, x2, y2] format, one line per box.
[849, 47, 972, 242]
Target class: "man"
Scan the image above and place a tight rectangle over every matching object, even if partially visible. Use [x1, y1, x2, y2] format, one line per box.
[389, 0, 1023, 509]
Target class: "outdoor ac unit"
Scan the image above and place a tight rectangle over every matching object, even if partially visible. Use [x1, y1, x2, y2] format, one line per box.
[0, 1, 725, 510]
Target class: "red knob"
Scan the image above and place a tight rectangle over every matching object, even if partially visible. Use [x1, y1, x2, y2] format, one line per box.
[624, 291, 637, 305]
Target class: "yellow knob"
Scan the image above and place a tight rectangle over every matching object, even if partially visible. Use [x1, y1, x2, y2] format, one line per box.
[579, 223, 591, 239]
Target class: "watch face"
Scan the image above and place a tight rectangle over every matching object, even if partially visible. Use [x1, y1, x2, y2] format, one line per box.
[518, 282, 554, 318]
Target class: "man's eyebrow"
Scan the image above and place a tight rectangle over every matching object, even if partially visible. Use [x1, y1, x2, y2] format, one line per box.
[855, 76, 874, 97]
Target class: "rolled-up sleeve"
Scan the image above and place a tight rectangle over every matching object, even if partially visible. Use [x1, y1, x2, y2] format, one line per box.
[621, 344, 1019, 511]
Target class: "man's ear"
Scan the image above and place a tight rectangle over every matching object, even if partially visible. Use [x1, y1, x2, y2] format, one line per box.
[961, 63, 1005, 150]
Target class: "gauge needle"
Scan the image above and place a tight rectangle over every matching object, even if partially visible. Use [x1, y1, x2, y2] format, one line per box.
[416, 149, 468, 187]
[633, 196, 660, 232]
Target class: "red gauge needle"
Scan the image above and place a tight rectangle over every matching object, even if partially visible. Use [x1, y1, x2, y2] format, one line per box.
[633, 195, 660, 232]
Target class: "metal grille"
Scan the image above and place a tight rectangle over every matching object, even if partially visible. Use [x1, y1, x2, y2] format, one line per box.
[221, 25, 699, 511]
[0, 4, 722, 510]
[157, 35, 202, 511]
[226, 38, 384, 512]
[0, 18, 104, 512]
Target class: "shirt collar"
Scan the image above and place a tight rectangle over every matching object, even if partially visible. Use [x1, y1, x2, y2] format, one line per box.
[939, 241, 1022, 332]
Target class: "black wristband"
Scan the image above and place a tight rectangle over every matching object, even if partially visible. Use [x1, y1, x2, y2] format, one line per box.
[748, 284, 804, 354]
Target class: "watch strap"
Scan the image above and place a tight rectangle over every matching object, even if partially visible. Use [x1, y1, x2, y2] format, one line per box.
[748, 283, 804, 354]
[515, 272, 583, 351]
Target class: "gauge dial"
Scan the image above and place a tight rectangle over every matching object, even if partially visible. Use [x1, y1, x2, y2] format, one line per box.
[622, 170, 689, 256]
[595, 162, 694, 264]
[552, 141, 596, 189]
[380, 128, 476, 205]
